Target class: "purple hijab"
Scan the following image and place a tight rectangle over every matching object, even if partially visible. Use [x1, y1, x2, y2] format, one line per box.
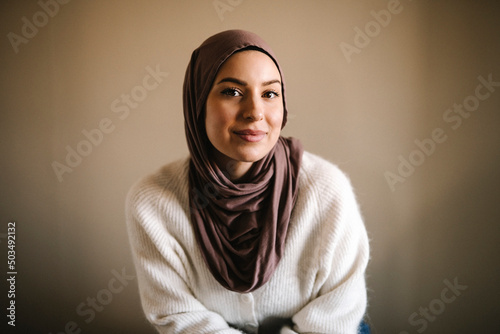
[183, 29, 303, 292]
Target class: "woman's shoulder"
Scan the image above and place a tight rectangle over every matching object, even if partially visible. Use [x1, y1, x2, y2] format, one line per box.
[126, 157, 190, 210]
[300, 151, 354, 193]
[295, 152, 366, 250]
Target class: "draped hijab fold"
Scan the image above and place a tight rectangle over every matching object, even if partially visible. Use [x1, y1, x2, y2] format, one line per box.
[183, 30, 303, 292]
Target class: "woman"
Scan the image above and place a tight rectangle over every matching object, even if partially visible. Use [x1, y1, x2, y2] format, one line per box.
[126, 29, 370, 334]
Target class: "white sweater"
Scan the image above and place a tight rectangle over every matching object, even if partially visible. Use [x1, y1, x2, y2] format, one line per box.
[126, 151, 370, 334]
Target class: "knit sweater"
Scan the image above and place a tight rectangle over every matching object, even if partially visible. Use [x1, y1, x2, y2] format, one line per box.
[126, 151, 370, 334]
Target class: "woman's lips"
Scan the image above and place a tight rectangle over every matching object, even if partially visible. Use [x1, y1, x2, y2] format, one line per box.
[234, 129, 267, 142]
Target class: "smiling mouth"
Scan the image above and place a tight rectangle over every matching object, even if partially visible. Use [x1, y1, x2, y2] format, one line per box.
[233, 129, 267, 142]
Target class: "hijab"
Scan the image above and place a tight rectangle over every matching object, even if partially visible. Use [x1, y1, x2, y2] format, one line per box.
[183, 29, 303, 293]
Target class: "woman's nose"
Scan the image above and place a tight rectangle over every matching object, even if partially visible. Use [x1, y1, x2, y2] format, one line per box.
[242, 94, 264, 121]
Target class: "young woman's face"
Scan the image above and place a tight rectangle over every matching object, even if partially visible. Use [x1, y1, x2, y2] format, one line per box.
[205, 50, 284, 179]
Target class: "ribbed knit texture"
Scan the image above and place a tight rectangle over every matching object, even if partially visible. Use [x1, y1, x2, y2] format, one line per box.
[126, 151, 370, 334]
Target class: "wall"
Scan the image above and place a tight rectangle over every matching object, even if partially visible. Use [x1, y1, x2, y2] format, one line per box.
[1, 1, 499, 333]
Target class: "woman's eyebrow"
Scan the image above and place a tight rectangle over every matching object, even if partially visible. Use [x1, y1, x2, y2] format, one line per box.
[216, 77, 281, 87]
[217, 77, 247, 86]
[262, 79, 281, 86]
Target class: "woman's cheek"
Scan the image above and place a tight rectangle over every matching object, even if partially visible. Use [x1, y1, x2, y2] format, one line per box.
[269, 108, 284, 131]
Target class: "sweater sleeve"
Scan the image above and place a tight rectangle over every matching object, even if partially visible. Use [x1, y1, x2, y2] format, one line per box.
[282, 163, 370, 334]
[125, 176, 244, 334]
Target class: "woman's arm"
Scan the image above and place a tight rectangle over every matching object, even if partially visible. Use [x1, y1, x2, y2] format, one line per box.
[126, 180, 244, 334]
[281, 167, 370, 334]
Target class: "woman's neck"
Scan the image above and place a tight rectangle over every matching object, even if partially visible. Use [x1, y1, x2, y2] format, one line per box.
[210, 148, 253, 182]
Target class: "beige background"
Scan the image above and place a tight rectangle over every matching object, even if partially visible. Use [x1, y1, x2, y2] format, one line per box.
[1, 0, 499, 333]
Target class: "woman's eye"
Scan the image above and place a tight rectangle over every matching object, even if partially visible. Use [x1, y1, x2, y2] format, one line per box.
[263, 91, 280, 99]
[221, 88, 241, 97]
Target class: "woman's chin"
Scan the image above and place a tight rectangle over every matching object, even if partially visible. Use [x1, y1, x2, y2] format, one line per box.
[232, 152, 267, 164]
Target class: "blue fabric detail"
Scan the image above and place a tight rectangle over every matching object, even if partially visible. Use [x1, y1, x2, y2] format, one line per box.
[358, 320, 371, 334]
